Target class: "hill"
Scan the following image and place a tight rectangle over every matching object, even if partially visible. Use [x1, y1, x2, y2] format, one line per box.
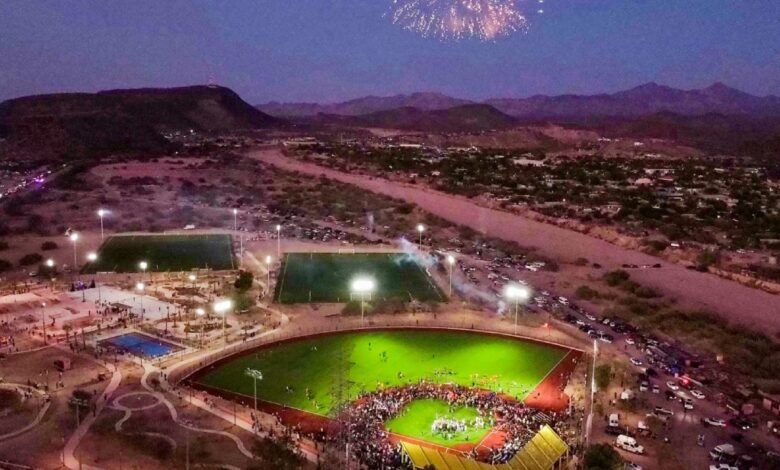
[487, 82, 780, 119]
[258, 92, 472, 117]
[311, 104, 517, 133]
[0, 85, 283, 161]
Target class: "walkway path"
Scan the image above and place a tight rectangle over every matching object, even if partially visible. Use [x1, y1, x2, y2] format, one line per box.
[250, 149, 780, 332]
[61, 350, 122, 470]
[0, 384, 51, 442]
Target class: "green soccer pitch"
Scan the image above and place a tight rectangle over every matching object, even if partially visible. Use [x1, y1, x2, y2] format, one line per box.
[385, 399, 490, 446]
[82, 234, 234, 273]
[194, 330, 568, 417]
[274, 252, 445, 303]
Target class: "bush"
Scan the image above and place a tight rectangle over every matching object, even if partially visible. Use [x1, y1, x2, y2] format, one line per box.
[575, 285, 600, 301]
[19, 253, 43, 266]
[604, 270, 630, 286]
[41, 241, 58, 251]
[0, 259, 12, 272]
[0, 240, 8, 251]
[234, 270, 254, 291]
[574, 257, 589, 266]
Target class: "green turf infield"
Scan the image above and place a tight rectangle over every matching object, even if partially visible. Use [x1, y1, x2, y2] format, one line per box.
[83, 234, 234, 273]
[275, 252, 444, 303]
[385, 399, 491, 446]
[195, 330, 567, 416]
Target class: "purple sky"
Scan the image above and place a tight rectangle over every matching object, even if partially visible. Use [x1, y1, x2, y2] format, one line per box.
[1, 1, 779, 103]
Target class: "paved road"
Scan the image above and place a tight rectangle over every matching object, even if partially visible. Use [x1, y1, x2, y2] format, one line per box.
[250, 149, 780, 333]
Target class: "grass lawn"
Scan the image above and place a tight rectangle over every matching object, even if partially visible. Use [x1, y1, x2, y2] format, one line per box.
[83, 234, 234, 273]
[274, 252, 444, 303]
[196, 330, 567, 416]
[385, 399, 490, 446]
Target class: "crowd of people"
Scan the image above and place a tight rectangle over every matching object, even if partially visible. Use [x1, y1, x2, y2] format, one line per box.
[333, 381, 571, 469]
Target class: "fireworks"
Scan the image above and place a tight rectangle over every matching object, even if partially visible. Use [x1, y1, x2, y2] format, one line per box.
[387, 0, 542, 41]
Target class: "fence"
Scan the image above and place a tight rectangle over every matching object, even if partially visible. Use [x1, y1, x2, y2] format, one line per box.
[169, 316, 589, 386]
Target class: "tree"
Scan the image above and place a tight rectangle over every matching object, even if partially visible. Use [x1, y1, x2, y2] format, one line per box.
[595, 363, 612, 391]
[0, 240, 8, 251]
[0, 259, 12, 272]
[41, 241, 59, 251]
[584, 443, 623, 470]
[19, 253, 43, 266]
[234, 270, 254, 291]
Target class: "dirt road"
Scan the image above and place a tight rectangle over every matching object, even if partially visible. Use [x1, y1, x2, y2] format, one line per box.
[250, 149, 780, 334]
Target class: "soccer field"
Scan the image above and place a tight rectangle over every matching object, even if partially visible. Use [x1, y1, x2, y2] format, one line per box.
[385, 399, 490, 446]
[83, 234, 234, 273]
[274, 252, 444, 303]
[194, 330, 568, 416]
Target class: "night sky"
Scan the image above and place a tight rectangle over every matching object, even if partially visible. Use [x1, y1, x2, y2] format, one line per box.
[1, 0, 779, 103]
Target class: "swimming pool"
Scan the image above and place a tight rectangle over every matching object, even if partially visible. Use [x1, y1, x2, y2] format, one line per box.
[100, 332, 183, 358]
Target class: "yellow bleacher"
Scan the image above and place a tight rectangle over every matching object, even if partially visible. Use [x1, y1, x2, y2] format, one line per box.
[401, 425, 569, 470]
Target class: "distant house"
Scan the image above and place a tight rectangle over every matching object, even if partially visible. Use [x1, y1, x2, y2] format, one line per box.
[633, 177, 653, 187]
[512, 157, 545, 167]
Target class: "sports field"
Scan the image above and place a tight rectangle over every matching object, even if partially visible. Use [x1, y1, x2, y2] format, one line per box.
[83, 234, 234, 273]
[274, 252, 444, 303]
[385, 399, 490, 446]
[194, 330, 567, 416]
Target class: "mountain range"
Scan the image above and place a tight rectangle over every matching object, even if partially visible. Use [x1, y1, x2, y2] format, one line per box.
[258, 83, 780, 120]
[0, 85, 280, 161]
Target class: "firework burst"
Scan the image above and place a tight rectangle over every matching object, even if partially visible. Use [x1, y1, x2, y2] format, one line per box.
[387, 0, 540, 41]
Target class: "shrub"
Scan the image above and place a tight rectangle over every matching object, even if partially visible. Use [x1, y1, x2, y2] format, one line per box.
[584, 443, 622, 470]
[41, 241, 58, 251]
[575, 285, 600, 301]
[0, 259, 12, 272]
[19, 253, 43, 266]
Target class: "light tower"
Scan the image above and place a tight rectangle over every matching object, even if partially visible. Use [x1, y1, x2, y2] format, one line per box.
[350, 277, 375, 325]
[504, 284, 531, 335]
[97, 209, 107, 241]
[416, 224, 425, 250]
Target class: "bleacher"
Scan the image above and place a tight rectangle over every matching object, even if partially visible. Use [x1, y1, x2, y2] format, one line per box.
[401, 425, 569, 470]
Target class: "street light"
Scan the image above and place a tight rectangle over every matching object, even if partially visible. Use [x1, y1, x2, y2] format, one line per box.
[446, 255, 456, 297]
[97, 209, 107, 241]
[350, 277, 375, 325]
[139, 261, 148, 282]
[195, 308, 206, 347]
[504, 284, 531, 335]
[416, 224, 425, 249]
[213, 299, 233, 344]
[46, 259, 55, 291]
[233, 208, 238, 232]
[69, 232, 79, 271]
[244, 368, 264, 412]
[265, 255, 272, 296]
[136, 282, 145, 322]
[41, 302, 47, 344]
[275, 224, 282, 257]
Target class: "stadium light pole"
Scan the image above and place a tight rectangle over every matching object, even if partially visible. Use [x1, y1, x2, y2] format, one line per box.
[447, 255, 455, 297]
[244, 368, 263, 413]
[69, 232, 79, 273]
[97, 209, 107, 241]
[264, 255, 272, 297]
[46, 258, 55, 291]
[416, 224, 425, 250]
[504, 284, 531, 335]
[214, 299, 233, 344]
[195, 308, 205, 348]
[350, 278, 375, 325]
[233, 208, 238, 232]
[139, 260, 148, 282]
[41, 302, 47, 344]
[87, 252, 97, 262]
[275, 224, 282, 257]
[136, 282, 145, 322]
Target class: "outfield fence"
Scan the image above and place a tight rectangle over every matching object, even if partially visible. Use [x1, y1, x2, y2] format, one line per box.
[169, 316, 589, 386]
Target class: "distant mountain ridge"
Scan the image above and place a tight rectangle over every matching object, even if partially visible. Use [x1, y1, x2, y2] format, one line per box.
[0, 85, 283, 161]
[311, 104, 517, 133]
[259, 83, 780, 119]
[258, 92, 473, 117]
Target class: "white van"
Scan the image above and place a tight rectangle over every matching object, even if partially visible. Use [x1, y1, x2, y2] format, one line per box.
[709, 443, 736, 461]
[609, 413, 620, 427]
[616, 435, 644, 454]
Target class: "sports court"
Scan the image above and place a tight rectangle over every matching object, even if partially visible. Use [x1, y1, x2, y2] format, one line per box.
[99, 332, 184, 358]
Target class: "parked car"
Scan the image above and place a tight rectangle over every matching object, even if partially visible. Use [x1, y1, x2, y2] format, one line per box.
[702, 418, 727, 427]
[616, 435, 644, 454]
[729, 418, 753, 430]
[654, 406, 674, 416]
[666, 381, 679, 391]
[630, 358, 643, 366]
[690, 389, 706, 400]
